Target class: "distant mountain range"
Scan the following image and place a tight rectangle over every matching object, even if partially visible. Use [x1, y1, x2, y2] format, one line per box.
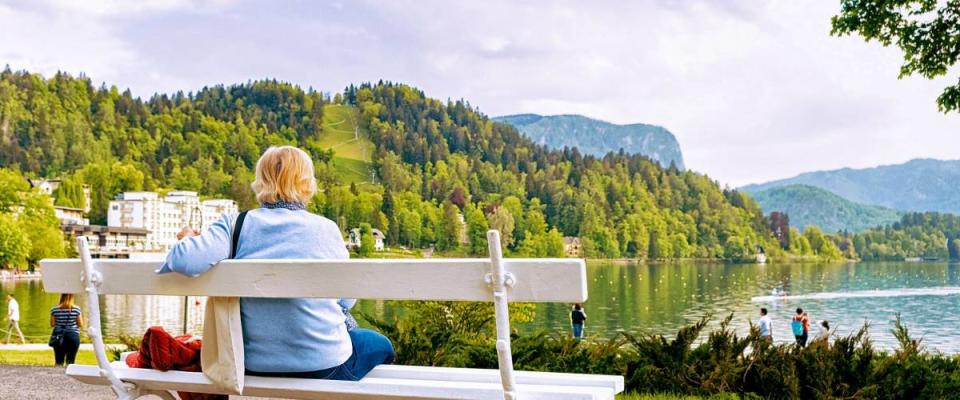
[751, 184, 902, 232]
[494, 114, 684, 169]
[741, 158, 960, 215]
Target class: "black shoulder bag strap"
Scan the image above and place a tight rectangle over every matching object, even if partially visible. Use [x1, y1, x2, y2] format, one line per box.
[230, 210, 249, 259]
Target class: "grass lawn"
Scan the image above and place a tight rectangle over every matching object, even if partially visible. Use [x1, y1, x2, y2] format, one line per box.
[333, 156, 372, 184]
[364, 247, 422, 258]
[0, 349, 98, 366]
[320, 104, 373, 161]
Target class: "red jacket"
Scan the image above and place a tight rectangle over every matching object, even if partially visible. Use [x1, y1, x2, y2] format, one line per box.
[792, 315, 810, 333]
[126, 326, 227, 400]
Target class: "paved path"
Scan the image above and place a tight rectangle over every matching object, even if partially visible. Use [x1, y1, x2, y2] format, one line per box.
[0, 344, 124, 351]
[0, 365, 281, 399]
[0, 365, 115, 399]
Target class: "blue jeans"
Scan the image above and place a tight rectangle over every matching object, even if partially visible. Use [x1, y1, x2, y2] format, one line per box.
[572, 323, 584, 339]
[249, 328, 395, 381]
[53, 330, 81, 366]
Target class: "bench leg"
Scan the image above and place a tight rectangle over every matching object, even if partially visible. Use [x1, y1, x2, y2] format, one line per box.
[78, 238, 177, 400]
[487, 230, 517, 400]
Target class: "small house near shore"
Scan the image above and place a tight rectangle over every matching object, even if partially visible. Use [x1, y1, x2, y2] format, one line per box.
[347, 228, 385, 252]
[563, 236, 582, 257]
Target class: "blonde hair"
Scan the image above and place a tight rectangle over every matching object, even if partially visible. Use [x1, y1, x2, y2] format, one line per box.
[58, 294, 75, 309]
[251, 146, 317, 205]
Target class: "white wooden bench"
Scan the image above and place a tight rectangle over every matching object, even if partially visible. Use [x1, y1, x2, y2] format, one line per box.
[41, 230, 623, 399]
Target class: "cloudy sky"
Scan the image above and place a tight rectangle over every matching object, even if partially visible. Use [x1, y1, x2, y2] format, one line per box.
[1, 0, 957, 186]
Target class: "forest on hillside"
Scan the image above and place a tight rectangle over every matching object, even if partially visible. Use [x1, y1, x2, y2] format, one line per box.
[0, 68, 956, 265]
[846, 213, 960, 261]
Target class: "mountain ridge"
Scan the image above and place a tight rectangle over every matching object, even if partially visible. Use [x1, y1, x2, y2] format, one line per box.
[494, 113, 685, 169]
[741, 158, 960, 214]
[751, 184, 902, 233]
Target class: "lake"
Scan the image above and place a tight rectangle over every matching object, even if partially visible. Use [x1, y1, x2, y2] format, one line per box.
[3, 260, 960, 352]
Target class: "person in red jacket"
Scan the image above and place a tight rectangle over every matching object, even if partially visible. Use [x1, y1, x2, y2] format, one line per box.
[792, 308, 810, 347]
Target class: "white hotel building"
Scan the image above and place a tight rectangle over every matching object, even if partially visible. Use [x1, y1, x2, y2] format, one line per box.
[108, 191, 238, 251]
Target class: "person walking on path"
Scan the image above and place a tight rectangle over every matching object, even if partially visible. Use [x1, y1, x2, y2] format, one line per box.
[5, 294, 25, 344]
[792, 308, 810, 347]
[50, 294, 83, 366]
[758, 307, 773, 343]
[571, 304, 587, 339]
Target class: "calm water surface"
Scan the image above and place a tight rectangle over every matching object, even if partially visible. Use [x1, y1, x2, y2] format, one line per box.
[3, 261, 959, 352]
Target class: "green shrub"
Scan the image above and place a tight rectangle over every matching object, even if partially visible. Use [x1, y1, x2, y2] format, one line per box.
[365, 305, 960, 399]
[110, 333, 144, 362]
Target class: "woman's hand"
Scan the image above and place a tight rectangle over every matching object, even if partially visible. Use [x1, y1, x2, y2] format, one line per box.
[177, 226, 200, 240]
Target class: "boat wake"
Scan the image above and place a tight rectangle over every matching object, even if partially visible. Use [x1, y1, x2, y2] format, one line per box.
[751, 286, 960, 302]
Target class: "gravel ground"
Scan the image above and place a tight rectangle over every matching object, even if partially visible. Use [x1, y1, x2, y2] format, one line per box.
[0, 366, 279, 400]
[0, 366, 115, 400]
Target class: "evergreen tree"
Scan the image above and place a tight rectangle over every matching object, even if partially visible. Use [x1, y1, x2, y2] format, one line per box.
[464, 203, 489, 255]
[52, 175, 86, 209]
[358, 223, 375, 257]
[382, 189, 399, 244]
[437, 201, 462, 251]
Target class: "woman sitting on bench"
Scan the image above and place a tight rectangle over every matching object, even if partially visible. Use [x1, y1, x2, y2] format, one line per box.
[158, 145, 395, 381]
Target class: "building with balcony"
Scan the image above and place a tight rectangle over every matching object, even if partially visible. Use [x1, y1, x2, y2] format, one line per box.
[54, 206, 89, 225]
[61, 224, 149, 258]
[108, 191, 237, 251]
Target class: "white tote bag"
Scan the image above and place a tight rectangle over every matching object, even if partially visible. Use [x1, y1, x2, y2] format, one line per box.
[201, 296, 245, 394]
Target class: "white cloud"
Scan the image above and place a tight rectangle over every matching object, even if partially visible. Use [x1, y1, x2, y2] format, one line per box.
[32, 0, 233, 17]
[0, 0, 956, 185]
[0, 3, 139, 80]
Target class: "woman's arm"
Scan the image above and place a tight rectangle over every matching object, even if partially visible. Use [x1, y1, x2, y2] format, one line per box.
[76, 310, 84, 329]
[50, 315, 55, 328]
[157, 214, 234, 277]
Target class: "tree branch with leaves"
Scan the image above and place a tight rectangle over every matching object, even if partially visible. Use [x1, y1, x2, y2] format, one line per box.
[832, 0, 960, 112]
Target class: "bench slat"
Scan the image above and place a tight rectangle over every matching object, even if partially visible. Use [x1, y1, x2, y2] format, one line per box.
[40, 258, 587, 302]
[105, 362, 623, 393]
[367, 365, 623, 393]
[67, 365, 616, 400]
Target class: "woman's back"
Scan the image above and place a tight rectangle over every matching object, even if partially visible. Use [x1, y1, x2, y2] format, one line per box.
[162, 206, 352, 373]
[51, 305, 81, 332]
[235, 208, 352, 373]
[160, 145, 393, 380]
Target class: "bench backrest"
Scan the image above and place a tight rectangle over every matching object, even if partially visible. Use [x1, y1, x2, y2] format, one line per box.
[40, 257, 587, 302]
[41, 231, 584, 400]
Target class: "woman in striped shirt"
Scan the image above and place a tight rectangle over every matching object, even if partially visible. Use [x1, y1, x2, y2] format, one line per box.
[49, 294, 83, 366]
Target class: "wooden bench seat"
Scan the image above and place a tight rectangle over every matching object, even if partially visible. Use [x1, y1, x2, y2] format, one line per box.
[41, 231, 624, 399]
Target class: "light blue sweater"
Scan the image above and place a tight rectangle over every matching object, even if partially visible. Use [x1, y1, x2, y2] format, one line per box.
[158, 207, 354, 373]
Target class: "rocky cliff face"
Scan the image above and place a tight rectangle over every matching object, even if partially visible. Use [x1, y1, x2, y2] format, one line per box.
[495, 113, 685, 169]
